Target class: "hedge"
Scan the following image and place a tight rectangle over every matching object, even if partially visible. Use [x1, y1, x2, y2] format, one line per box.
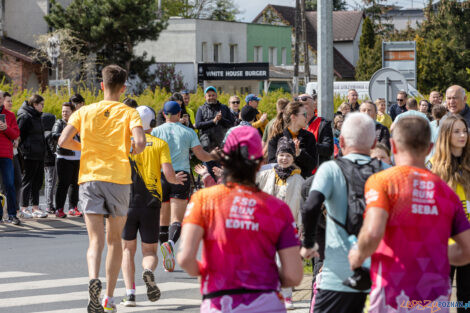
[2, 81, 352, 120]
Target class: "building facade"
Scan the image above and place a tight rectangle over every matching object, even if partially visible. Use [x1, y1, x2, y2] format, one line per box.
[135, 18, 292, 94]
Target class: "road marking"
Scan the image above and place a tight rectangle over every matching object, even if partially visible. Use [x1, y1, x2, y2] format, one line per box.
[0, 271, 45, 279]
[39, 298, 202, 313]
[0, 280, 199, 308]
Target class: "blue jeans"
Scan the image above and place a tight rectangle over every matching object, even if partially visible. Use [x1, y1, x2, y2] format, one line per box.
[0, 158, 18, 217]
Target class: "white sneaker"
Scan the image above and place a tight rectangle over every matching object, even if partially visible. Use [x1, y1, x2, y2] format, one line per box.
[32, 210, 48, 218]
[284, 297, 294, 310]
[20, 209, 33, 219]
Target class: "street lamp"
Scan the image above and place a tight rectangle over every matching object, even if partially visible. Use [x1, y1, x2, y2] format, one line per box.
[47, 35, 60, 94]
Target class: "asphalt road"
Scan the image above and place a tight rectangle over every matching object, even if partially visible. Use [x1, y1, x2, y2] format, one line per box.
[0, 220, 201, 313]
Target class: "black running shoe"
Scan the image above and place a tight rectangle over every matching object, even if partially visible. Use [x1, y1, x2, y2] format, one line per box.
[5, 216, 20, 225]
[142, 269, 161, 302]
[88, 279, 104, 313]
[120, 294, 136, 307]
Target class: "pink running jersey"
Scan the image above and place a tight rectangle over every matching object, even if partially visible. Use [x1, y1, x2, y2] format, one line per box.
[183, 183, 300, 311]
[364, 166, 470, 313]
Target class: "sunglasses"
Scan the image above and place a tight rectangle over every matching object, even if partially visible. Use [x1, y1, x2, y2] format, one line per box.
[396, 99, 404, 101]
[230, 101, 240, 104]
[295, 96, 312, 102]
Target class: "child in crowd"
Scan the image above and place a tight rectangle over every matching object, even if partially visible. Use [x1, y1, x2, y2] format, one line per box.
[371, 143, 392, 165]
[337, 102, 351, 116]
[333, 114, 344, 158]
[256, 136, 304, 310]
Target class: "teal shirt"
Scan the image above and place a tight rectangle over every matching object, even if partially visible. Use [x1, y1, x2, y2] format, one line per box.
[151, 122, 200, 173]
[310, 153, 389, 293]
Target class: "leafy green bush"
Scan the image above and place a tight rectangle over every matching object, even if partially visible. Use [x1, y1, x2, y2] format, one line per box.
[1, 80, 362, 120]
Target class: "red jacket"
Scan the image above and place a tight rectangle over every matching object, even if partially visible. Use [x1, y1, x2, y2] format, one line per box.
[0, 106, 20, 159]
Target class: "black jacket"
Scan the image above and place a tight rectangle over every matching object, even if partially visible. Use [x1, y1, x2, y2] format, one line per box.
[17, 102, 45, 160]
[375, 121, 391, 150]
[230, 109, 241, 126]
[41, 113, 57, 166]
[195, 101, 235, 151]
[268, 128, 318, 178]
[307, 116, 333, 166]
[389, 103, 407, 121]
[459, 105, 470, 127]
[52, 119, 76, 156]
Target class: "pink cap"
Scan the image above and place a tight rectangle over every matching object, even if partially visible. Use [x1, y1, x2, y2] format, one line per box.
[223, 126, 263, 160]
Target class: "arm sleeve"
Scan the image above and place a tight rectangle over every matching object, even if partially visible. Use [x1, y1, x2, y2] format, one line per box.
[252, 113, 264, 129]
[183, 191, 205, 228]
[51, 120, 62, 140]
[295, 133, 318, 174]
[301, 190, 325, 248]
[267, 136, 278, 164]
[219, 106, 235, 128]
[190, 129, 201, 148]
[317, 120, 334, 160]
[364, 174, 390, 214]
[17, 115, 30, 143]
[129, 109, 143, 130]
[451, 193, 470, 237]
[4, 114, 19, 140]
[195, 108, 216, 130]
[277, 203, 301, 250]
[160, 141, 172, 165]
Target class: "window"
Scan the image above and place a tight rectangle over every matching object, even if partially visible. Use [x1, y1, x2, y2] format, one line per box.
[201, 42, 207, 62]
[213, 43, 221, 62]
[230, 44, 238, 63]
[254, 46, 263, 62]
[268, 47, 277, 65]
[281, 47, 287, 65]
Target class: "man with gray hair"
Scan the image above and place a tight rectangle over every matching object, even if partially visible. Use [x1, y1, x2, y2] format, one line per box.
[300, 112, 389, 313]
[446, 85, 470, 126]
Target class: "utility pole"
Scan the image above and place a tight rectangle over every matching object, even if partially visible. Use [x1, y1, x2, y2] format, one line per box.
[317, 0, 334, 120]
[293, 0, 301, 95]
[301, 0, 310, 85]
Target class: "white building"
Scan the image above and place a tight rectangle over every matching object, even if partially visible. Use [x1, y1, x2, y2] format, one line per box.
[135, 18, 248, 92]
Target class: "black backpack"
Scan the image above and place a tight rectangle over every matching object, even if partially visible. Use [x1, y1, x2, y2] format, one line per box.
[329, 157, 382, 236]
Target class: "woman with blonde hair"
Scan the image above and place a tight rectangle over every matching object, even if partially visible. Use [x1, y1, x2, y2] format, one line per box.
[430, 114, 470, 312]
[375, 98, 392, 129]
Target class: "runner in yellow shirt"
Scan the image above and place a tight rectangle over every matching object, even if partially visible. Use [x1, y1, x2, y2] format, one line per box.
[59, 65, 146, 313]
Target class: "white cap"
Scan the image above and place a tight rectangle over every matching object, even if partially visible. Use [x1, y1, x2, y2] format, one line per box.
[136, 106, 155, 131]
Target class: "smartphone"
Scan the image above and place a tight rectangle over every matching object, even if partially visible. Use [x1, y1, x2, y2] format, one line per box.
[0, 114, 5, 123]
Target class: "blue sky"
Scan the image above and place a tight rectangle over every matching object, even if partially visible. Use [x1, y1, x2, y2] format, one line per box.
[234, 0, 429, 22]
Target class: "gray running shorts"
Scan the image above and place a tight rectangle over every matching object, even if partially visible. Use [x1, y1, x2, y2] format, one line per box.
[79, 181, 130, 217]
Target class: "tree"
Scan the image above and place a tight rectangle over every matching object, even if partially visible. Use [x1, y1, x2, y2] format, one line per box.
[415, 0, 470, 93]
[305, 0, 347, 11]
[209, 0, 239, 21]
[45, 0, 168, 82]
[355, 17, 381, 80]
[162, 0, 239, 20]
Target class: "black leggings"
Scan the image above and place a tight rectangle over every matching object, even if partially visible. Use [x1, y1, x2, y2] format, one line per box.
[20, 159, 44, 207]
[55, 158, 79, 210]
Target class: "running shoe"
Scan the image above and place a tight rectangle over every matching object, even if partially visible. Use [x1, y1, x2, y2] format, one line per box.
[161, 241, 175, 272]
[120, 294, 136, 307]
[46, 207, 56, 214]
[68, 207, 83, 217]
[142, 269, 161, 302]
[102, 298, 117, 313]
[56, 209, 66, 218]
[5, 216, 20, 225]
[32, 210, 48, 218]
[19, 209, 33, 219]
[87, 279, 104, 313]
[284, 297, 294, 310]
